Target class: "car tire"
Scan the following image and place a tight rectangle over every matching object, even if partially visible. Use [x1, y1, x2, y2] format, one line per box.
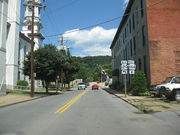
[174, 90, 180, 101]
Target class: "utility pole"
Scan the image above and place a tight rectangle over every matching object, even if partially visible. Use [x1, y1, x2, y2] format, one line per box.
[28, 0, 45, 97]
[30, 0, 35, 97]
[58, 36, 67, 90]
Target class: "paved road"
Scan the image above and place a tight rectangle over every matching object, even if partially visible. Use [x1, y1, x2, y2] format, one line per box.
[0, 88, 180, 135]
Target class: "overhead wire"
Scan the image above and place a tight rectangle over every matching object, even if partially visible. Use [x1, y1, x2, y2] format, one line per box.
[0, 0, 167, 40]
[48, 0, 80, 14]
[44, 0, 167, 38]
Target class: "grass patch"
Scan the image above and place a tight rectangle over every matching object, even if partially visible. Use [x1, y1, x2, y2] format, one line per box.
[8, 90, 29, 95]
[136, 104, 160, 113]
[160, 105, 171, 109]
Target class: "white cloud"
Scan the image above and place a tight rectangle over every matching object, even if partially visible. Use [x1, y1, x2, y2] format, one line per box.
[63, 26, 117, 56]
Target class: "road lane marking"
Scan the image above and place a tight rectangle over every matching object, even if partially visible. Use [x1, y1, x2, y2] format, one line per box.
[55, 90, 88, 114]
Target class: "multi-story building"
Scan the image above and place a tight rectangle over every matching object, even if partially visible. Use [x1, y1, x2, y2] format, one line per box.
[0, 0, 40, 93]
[110, 0, 180, 86]
[0, 0, 8, 95]
[6, 0, 21, 89]
[18, 33, 31, 82]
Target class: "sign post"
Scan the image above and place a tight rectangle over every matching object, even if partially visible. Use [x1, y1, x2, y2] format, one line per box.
[121, 60, 136, 97]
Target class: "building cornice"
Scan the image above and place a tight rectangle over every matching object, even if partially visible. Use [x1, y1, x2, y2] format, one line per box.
[0, 48, 6, 53]
[28, 33, 45, 40]
[20, 32, 31, 43]
[110, 0, 134, 49]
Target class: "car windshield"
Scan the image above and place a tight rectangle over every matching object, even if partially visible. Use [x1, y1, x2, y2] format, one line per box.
[173, 77, 180, 83]
[78, 83, 85, 85]
[162, 77, 173, 83]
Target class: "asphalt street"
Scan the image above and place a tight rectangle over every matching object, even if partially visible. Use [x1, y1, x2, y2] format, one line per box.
[0, 87, 180, 135]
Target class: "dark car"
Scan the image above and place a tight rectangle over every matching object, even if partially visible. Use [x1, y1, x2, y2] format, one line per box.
[92, 84, 99, 90]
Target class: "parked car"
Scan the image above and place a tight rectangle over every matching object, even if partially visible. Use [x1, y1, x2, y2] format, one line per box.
[78, 82, 86, 90]
[92, 84, 99, 90]
[151, 76, 180, 100]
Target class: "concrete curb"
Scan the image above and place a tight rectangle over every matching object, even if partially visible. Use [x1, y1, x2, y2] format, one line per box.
[0, 89, 70, 108]
[103, 88, 144, 113]
[0, 95, 47, 108]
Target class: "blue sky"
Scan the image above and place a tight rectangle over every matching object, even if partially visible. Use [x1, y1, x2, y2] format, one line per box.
[21, 0, 129, 56]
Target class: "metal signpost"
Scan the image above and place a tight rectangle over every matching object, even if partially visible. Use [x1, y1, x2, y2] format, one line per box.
[121, 60, 136, 97]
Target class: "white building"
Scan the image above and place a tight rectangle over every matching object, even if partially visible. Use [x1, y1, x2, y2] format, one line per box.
[18, 33, 31, 81]
[0, 0, 8, 95]
[21, 0, 45, 88]
[6, 0, 21, 90]
[0, 0, 44, 93]
[21, 0, 44, 50]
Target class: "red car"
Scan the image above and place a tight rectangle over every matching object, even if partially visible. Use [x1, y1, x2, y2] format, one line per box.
[92, 84, 99, 90]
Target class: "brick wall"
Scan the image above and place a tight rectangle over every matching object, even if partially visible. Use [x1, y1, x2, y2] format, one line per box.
[147, 0, 180, 84]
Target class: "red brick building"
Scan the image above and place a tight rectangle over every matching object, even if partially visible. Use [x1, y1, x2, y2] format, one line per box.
[110, 0, 180, 85]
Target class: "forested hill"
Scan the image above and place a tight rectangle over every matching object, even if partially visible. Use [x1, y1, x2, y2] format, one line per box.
[77, 56, 111, 67]
[73, 56, 112, 82]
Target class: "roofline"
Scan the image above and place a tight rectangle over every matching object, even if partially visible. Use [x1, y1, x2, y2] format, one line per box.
[110, 0, 134, 49]
[20, 32, 31, 43]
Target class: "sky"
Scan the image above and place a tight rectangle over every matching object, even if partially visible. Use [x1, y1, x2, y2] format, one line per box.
[21, 0, 129, 56]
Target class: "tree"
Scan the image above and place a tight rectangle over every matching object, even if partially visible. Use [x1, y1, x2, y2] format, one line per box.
[24, 44, 58, 93]
[63, 53, 80, 88]
[35, 45, 58, 93]
[131, 71, 148, 96]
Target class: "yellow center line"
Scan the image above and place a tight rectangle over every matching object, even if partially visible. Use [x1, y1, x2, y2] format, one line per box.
[55, 90, 88, 114]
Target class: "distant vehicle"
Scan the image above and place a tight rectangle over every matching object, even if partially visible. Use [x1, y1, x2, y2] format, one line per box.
[151, 76, 180, 100]
[78, 82, 86, 90]
[85, 82, 90, 87]
[92, 84, 99, 90]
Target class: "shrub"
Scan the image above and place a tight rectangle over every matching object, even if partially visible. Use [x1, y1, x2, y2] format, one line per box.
[17, 80, 28, 86]
[131, 71, 148, 96]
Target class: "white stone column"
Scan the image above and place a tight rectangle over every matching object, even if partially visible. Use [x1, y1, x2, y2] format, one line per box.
[0, 0, 8, 95]
[6, 0, 21, 89]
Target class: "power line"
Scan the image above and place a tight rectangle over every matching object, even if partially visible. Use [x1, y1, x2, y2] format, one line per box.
[47, 0, 80, 14]
[44, 0, 167, 38]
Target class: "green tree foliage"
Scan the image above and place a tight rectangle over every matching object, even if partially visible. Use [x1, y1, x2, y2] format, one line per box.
[74, 56, 112, 82]
[17, 80, 28, 86]
[23, 44, 79, 92]
[63, 56, 80, 87]
[131, 71, 148, 96]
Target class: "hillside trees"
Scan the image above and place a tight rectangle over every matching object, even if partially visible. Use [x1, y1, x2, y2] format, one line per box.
[73, 56, 112, 82]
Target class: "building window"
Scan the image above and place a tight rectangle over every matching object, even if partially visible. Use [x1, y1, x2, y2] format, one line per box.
[141, 0, 144, 17]
[129, 19, 132, 33]
[143, 55, 147, 75]
[138, 58, 142, 70]
[142, 25, 146, 46]
[28, 25, 32, 30]
[123, 33, 125, 43]
[18, 71, 20, 81]
[125, 28, 127, 38]
[136, 7, 139, 25]
[132, 14, 135, 30]
[123, 48, 126, 60]
[24, 46, 27, 58]
[125, 46, 128, 59]
[130, 39, 133, 57]
[133, 36, 136, 55]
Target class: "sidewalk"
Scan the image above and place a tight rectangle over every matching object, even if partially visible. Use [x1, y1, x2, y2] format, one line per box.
[0, 94, 44, 108]
[104, 88, 180, 113]
[0, 88, 72, 108]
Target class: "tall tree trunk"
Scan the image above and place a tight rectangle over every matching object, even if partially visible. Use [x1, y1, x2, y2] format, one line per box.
[45, 81, 49, 94]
